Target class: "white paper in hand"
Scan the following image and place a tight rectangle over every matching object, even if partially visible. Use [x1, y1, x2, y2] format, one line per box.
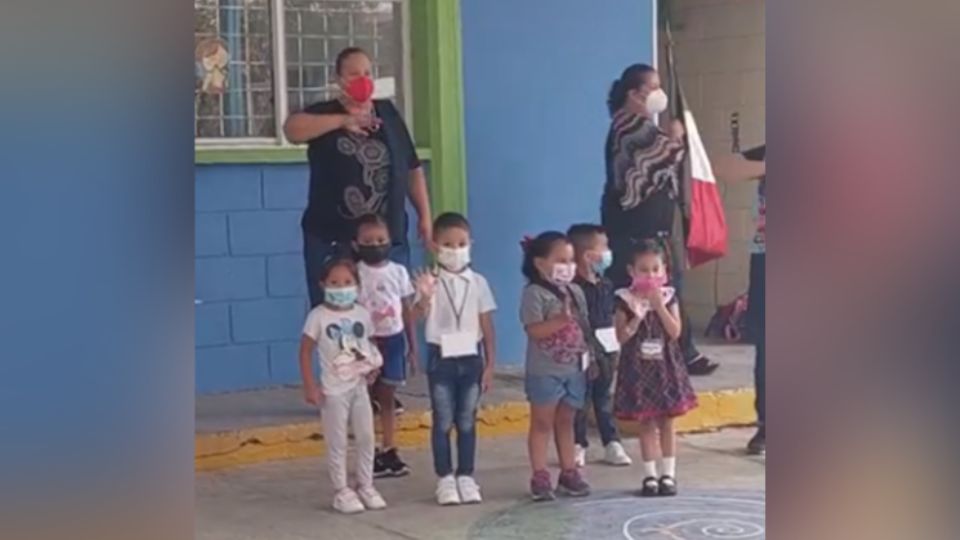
[440, 331, 478, 358]
[595, 327, 620, 353]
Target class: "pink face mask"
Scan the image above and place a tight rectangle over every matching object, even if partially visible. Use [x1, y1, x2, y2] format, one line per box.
[630, 275, 667, 294]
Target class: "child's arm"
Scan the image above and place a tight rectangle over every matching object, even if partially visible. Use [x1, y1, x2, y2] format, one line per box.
[649, 293, 682, 341]
[410, 268, 436, 320]
[401, 295, 420, 375]
[479, 312, 497, 392]
[614, 307, 642, 345]
[524, 295, 574, 339]
[524, 316, 570, 340]
[298, 335, 323, 405]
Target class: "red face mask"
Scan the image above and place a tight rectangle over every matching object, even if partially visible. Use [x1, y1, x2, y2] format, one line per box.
[630, 275, 667, 294]
[344, 76, 374, 103]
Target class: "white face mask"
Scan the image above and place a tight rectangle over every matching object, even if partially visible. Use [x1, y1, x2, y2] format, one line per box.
[551, 263, 577, 285]
[437, 246, 471, 271]
[645, 88, 669, 115]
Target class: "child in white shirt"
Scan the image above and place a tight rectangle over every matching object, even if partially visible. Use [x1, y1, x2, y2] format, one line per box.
[299, 257, 385, 514]
[414, 212, 497, 506]
[352, 213, 418, 478]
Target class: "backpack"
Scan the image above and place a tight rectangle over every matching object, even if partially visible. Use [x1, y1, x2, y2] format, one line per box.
[704, 293, 749, 342]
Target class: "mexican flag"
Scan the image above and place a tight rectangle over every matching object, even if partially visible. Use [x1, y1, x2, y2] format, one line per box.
[666, 32, 728, 267]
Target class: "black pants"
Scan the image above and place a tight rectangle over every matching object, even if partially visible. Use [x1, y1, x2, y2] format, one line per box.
[608, 235, 702, 364]
[746, 253, 766, 426]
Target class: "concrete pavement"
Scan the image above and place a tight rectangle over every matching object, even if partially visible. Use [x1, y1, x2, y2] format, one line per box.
[196, 427, 765, 539]
[196, 343, 759, 471]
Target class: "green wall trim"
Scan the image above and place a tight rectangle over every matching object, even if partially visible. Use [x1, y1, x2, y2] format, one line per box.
[410, 0, 467, 215]
[196, 146, 431, 165]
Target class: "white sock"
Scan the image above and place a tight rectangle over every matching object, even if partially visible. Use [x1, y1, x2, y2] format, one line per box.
[659, 456, 676, 478]
[643, 460, 658, 478]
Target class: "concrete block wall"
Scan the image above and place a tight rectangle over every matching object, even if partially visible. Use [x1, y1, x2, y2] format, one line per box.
[660, 0, 765, 328]
[195, 164, 311, 393]
[195, 163, 427, 394]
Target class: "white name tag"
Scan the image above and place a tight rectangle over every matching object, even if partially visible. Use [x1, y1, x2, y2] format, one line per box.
[440, 331, 479, 358]
[640, 339, 664, 361]
[595, 327, 620, 353]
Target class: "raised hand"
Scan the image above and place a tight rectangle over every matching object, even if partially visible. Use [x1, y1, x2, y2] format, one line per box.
[413, 267, 438, 300]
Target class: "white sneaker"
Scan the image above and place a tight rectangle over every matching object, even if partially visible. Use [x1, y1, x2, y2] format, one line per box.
[604, 441, 633, 466]
[332, 488, 365, 514]
[457, 476, 483, 504]
[357, 485, 387, 510]
[574, 444, 587, 468]
[436, 475, 461, 506]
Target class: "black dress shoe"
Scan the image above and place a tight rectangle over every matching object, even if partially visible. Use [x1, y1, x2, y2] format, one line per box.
[687, 356, 719, 376]
[640, 477, 659, 497]
[658, 476, 678, 496]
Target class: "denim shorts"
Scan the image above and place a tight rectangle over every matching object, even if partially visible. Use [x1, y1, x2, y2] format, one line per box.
[525, 371, 587, 409]
[374, 332, 407, 386]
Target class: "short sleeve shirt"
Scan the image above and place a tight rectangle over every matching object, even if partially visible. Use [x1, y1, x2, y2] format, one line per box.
[300, 99, 421, 243]
[357, 261, 415, 337]
[520, 283, 590, 376]
[302, 305, 383, 395]
[424, 268, 496, 346]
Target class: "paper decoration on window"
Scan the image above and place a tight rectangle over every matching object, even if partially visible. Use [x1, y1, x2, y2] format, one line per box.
[195, 38, 230, 94]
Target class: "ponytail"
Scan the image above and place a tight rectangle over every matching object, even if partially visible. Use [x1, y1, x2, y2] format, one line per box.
[607, 79, 627, 116]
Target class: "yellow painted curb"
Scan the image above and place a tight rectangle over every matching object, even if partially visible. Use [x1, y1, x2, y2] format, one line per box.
[196, 389, 755, 471]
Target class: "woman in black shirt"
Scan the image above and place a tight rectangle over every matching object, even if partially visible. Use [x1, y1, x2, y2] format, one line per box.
[601, 63, 718, 376]
[284, 47, 432, 308]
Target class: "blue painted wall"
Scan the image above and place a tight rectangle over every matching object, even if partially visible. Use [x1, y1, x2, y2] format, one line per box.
[461, 0, 655, 370]
[194, 164, 426, 393]
[195, 0, 654, 393]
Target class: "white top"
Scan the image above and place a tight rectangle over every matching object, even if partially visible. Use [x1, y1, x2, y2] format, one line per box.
[425, 268, 497, 346]
[357, 261, 415, 337]
[302, 305, 383, 395]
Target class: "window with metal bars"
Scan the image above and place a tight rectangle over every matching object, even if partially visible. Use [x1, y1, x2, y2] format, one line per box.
[194, 0, 406, 145]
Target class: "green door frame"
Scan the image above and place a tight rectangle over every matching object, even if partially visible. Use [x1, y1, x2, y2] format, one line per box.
[195, 0, 469, 218]
[410, 0, 468, 216]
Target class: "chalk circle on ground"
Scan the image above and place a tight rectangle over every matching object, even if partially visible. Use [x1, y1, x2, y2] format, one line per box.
[469, 490, 765, 540]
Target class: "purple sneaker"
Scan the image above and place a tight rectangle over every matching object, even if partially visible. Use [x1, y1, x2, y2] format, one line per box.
[557, 468, 591, 497]
[529, 470, 555, 502]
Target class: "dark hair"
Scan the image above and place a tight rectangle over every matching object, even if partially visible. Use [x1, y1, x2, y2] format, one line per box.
[566, 223, 606, 254]
[626, 239, 665, 267]
[607, 63, 657, 116]
[521, 231, 570, 297]
[433, 212, 471, 235]
[335, 46, 369, 76]
[353, 213, 388, 239]
[319, 257, 360, 285]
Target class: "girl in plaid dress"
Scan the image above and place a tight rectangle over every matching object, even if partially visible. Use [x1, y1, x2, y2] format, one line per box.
[613, 240, 697, 497]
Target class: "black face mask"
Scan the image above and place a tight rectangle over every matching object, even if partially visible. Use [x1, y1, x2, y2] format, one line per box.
[356, 244, 391, 265]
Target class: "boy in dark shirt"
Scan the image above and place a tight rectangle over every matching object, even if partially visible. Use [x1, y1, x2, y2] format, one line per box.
[567, 224, 632, 467]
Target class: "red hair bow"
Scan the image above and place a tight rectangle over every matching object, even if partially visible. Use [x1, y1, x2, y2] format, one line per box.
[519, 235, 534, 251]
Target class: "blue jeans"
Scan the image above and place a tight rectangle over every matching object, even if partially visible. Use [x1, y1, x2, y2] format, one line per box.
[574, 353, 620, 448]
[303, 232, 410, 308]
[427, 346, 484, 477]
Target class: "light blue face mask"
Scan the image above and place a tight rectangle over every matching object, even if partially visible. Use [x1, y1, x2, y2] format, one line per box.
[592, 249, 613, 274]
[324, 286, 358, 308]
